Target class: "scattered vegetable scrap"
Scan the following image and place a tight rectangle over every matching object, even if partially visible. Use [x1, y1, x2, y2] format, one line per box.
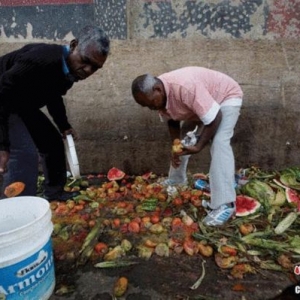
[4, 181, 25, 198]
[113, 276, 128, 298]
[231, 283, 247, 292]
[48, 166, 300, 289]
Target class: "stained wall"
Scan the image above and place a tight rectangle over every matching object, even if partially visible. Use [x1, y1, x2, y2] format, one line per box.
[0, 0, 300, 175]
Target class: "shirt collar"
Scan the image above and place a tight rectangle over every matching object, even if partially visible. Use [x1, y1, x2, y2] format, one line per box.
[62, 45, 78, 82]
[62, 45, 70, 75]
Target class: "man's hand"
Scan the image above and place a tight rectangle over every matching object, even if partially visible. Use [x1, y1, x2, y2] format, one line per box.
[171, 145, 200, 168]
[0, 151, 10, 174]
[171, 153, 182, 168]
[173, 110, 222, 159]
[62, 128, 78, 141]
[178, 145, 201, 156]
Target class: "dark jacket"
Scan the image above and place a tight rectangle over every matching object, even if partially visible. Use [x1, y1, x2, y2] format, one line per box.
[0, 43, 74, 151]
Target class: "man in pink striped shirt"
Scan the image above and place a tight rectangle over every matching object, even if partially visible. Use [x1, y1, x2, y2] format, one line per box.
[131, 67, 243, 226]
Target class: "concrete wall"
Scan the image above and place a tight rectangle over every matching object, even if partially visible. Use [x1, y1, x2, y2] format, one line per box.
[0, 0, 300, 175]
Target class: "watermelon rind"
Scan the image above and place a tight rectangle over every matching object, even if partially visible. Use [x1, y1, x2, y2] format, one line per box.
[241, 179, 275, 207]
[272, 188, 286, 206]
[272, 179, 289, 189]
[268, 183, 287, 206]
[280, 173, 300, 191]
[236, 195, 261, 217]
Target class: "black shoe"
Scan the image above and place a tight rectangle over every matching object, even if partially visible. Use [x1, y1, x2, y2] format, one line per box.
[44, 191, 80, 202]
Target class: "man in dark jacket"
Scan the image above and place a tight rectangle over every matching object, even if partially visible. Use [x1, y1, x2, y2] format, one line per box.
[0, 25, 110, 201]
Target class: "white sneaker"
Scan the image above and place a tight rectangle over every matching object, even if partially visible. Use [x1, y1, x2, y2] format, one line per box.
[160, 178, 188, 187]
[203, 203, 235, 226]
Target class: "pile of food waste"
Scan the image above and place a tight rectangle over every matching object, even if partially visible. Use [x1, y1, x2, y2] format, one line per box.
[36, 166, 300, 293]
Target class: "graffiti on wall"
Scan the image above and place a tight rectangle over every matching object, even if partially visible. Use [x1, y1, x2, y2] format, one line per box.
[0, 0, 93, 5]
[0, 0, 126, 40]
[0, 0, 299, 41]
[137, 0, 264, 38]
[94, 0, 127, 40]
[266, 0, 300, 38]
[133, 0, 300, 39]
[0, 0, 95, 40]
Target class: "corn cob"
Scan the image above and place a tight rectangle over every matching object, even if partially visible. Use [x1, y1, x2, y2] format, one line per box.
[94, 260, 139, 268]
[274, 212, 299, 235]
[77, 220, 104, 265]
[241, 237, 288, 252]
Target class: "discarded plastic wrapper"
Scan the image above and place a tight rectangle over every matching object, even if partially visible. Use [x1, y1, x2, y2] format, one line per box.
[165, 126, 200, 191]
[235, 171, 249, 186]
[166, 185, 178, 197]
[195, 179, 210, 190]
[181, 126, 200, 147]
[194, 177, 240, 191]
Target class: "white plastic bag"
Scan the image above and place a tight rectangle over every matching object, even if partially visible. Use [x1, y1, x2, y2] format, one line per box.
[181, 126, 199, 147]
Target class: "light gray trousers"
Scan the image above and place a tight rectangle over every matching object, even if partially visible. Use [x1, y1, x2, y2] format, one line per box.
[209, 105, 241, 209]
[168, 105, 241, 209]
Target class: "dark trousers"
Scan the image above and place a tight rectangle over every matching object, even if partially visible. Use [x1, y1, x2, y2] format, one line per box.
[1, 111, 67, 198]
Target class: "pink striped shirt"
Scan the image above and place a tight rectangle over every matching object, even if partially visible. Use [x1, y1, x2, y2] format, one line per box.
[158, 67, 243, 125]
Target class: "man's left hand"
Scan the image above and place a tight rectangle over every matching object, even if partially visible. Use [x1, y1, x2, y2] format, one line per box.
[62, 128, 78, 141]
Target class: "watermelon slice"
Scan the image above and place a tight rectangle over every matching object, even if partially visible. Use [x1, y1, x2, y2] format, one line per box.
[286, 188, 300, 206]
[141, 172, 153, 180]
[236, 195, 261, 217]
[107, 167, 125, 181]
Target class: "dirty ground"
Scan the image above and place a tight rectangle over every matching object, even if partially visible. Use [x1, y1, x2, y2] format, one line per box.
[46, 168, 300, 300]
[49, 254, 298, 300]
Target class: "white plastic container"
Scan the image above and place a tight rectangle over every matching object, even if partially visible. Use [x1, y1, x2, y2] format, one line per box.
[64, 134, 81, 179]
[0, 197, 55, 300]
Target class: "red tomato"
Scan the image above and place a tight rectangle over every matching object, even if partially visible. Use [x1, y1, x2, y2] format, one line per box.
[74, 204, 84, 211]
[183, 238, 198, 256]
[117, 202, 127, 208]
[172, 197, 183, 206]
[150, 215, 160, 224]
[120, 223, 128, 233]
[171, 217, 183, 230]
[162, 207, 173, 217]
[128, 221, 140, 233]
[190, 196, 202, 207]
[112, 218, 121, 228]
[94, 242, 108, 254]
[88, 220, 96, 228]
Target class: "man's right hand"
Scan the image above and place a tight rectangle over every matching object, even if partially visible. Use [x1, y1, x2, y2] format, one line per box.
[171, 153, 182, 168]
[0, 151, 10, 174]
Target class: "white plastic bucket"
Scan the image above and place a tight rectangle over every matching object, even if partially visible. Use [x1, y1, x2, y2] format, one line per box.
[0, 197, 55, 300]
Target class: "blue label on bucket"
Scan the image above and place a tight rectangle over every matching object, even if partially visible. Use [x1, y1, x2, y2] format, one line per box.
[0, 239, 55, 300]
